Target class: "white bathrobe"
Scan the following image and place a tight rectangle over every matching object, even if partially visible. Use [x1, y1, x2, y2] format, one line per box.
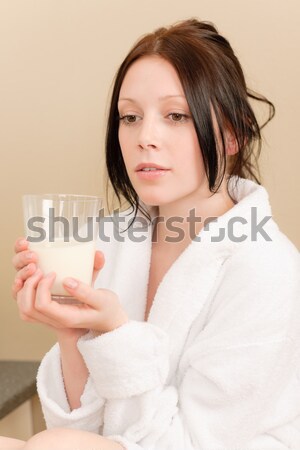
[37, 177, 300, 450]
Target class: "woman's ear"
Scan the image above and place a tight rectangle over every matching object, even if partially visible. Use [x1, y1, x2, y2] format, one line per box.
[225, 130, 239, 155]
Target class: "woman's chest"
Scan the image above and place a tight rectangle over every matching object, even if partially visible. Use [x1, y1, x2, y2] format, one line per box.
[144, 244, 187, 321]
[144, 266, 168, 322]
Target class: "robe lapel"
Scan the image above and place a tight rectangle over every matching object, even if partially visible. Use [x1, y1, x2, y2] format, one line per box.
[109, 208, 233, 377]
[106, 211, 153, 321]
[147, 233, 232, 375]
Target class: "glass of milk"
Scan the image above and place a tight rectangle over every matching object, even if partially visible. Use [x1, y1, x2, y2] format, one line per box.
[22, 194, 102, 304]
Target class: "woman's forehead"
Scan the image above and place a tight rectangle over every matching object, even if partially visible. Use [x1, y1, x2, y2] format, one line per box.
[119, 56, 186, 100]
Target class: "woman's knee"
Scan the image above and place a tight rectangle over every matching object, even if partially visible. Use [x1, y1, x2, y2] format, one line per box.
[0, 436, 25, 449]
[23, 428, 79, 450]
[22, 427, 121, 450]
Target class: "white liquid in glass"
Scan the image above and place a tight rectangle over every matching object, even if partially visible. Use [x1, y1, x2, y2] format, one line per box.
[29, 239, 95, 296]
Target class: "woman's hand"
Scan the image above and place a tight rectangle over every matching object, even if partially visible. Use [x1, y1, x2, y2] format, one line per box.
[13, 270, 129, 335]
[12, 238, 127, 339]
[31, 274, 129, 335]
[12, 238, 103, 297]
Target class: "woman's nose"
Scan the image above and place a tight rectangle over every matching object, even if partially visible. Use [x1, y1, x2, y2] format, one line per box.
[137, 117, 159, 151]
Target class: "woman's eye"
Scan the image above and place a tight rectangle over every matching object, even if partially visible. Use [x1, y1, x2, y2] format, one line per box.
[168, 113, 189, 123]
[119, 115, 139, 125]
[118, 113, 189, 125]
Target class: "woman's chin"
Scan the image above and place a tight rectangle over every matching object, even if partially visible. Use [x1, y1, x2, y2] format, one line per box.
[138, 195, 168, 207]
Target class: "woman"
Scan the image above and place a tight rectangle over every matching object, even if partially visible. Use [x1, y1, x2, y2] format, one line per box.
[3, 18, 300, 450]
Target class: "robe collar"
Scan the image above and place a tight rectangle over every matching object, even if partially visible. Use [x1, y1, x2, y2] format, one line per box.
[107, 177, 276, 371]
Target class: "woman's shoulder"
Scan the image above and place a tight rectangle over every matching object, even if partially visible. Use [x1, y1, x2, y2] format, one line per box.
[218, 226, 300, 314]
[206, 224, 300, 336]
[213, 177, 299, 295]
[230, 229, 299, 276]
[222, 176, 299, 268]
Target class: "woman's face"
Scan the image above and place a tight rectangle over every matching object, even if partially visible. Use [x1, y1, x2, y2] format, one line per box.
[117, 55, 208, 208]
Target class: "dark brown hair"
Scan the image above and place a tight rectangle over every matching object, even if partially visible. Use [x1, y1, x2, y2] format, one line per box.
[105, 18, 275, 222]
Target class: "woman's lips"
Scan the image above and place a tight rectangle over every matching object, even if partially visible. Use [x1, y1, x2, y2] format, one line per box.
[136, 169, 170, 180]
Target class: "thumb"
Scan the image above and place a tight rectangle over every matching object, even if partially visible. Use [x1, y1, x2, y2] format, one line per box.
[63, 278, 103, 308]
[92, 250, 105, 284]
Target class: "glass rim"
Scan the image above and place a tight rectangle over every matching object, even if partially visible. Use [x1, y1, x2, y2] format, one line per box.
[22, 194, 102, 202]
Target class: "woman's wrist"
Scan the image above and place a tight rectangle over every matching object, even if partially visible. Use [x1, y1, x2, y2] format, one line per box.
[55, 328, 88, 344]
[92, 317, 129, 336]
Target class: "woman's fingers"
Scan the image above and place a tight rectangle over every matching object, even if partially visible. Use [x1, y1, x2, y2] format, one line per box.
[12, 238, 39, 300]
[92, 250, 105, 283]
[34, 273, 87, 328]
[17, 268, 43, 308]
[12, 249, 38, 271]
[16, 262, 37, 281]
[35, 272, 56, 311]
[62, 279, 129, 333]
[12, 237, 38, 271]
[14, 237, 28, 253]
[94, 250, 105, 271]
[12, 278, 23, 300]
[12, 263, 37, 299]
[16, 270, 65, 329]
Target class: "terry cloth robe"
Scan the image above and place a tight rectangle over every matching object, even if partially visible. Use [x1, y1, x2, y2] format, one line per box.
[36, 176, 300, 450]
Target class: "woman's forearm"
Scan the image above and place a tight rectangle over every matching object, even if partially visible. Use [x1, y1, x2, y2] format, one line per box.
[57, 332, 89, 411]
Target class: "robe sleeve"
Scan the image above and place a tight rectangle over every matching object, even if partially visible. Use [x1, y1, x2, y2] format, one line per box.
[75, 243, 300, 450]
[36, 339, 105, 433]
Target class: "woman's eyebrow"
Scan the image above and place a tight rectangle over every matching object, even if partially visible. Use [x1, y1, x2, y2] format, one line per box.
[118, 94, 186, 102]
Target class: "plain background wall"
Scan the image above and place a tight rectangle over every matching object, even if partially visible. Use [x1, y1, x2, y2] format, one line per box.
[0, 0, 299, 361]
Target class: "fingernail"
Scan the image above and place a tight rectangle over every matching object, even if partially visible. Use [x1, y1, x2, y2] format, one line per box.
[45, 272, 55, 279]
[19, 239, 27, 247]
[64, 278, 78, 289]
[26, 252, 33, 260]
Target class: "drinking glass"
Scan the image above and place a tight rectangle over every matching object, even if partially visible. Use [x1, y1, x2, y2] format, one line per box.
[22, 194, 102, 304]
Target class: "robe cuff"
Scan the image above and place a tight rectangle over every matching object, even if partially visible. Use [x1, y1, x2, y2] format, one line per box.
[77, 320, 170, 399]
[37, 342, 104, 431]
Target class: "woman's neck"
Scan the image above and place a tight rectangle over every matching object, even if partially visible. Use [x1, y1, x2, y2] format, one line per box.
[152, 180, 236, 246]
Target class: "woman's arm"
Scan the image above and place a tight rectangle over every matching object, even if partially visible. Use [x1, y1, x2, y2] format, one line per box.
[55, 249, 109, 411]
[56, 330, 89, 410]
[12, 239, 107, 431]
[37, 339, 105, 432]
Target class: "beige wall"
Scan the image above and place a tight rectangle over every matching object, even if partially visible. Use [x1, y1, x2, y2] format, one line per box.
[0, 0, 299, 362]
